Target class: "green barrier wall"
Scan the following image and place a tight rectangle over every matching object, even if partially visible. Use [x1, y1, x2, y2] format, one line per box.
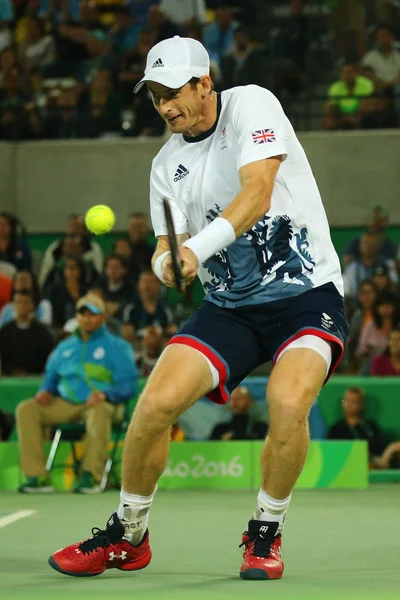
[1, 376, 399, 437]
[0, 440, 368, 491]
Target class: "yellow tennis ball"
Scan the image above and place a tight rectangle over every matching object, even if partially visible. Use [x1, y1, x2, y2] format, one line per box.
[85, 205, 115, 235]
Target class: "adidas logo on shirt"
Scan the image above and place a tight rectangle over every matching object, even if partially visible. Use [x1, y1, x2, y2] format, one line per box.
[174, 164, 189, 182]
[152, 58, 164, 68]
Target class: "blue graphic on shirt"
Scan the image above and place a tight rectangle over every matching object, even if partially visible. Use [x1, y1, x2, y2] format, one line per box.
[202, 209, 316, 307]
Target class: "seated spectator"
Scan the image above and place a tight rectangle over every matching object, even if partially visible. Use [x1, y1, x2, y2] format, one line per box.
[204, 4, 238, 65]
[0, 270, 52, 327]
[0, 211, 32, 271]
[0, 68, 31, 141]
[112, 238, 140, 284]
[0, 290, 54, 375]
[220, 26, 268, 89]
[329, 0, 366, 62]
[0, 272, 12, 310]
[44, 85, 87, 140]
[210, 386, 268, 441]
[39, 214, 103, 287]
[121, 271, 177, 344]
[355, 291, 400, 367]
[118, 27, 156, 107]
[323, 63, 375, 130]
[327, 387, 383, 464]
[45, 255, 88, 329]
[148, 5, 181, 44]
[126, 0, 159, 27]
[370, 327, 400, 376]
[136, 324, 164, 376]
[343, 232, 398, 302]
[82, 69, 122, 138]
[108, 5, 142, 57]
[98, 254, 134, 316]
[343, 206, 398, 267]
[128, 212, 155, 272]
[16, 293, 137, 493]
[345, 279, 377, 368]
[40, 233, 99, 291]
[372, 264, 396, 294]
[18, 17, 55, 75]
[160, 0, 207, 27]
[361, 25, 400, 97]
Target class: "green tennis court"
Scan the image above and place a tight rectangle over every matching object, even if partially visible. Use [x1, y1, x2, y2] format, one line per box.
[0, 487, 398, 600]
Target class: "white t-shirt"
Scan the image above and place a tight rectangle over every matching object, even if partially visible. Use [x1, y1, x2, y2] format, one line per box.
[150, 85, 343, 308]
[362, 49, 400, 83]
[160, 0, 207, 25]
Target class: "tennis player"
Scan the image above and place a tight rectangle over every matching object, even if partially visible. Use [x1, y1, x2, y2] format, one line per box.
[50, 36, 349, 580]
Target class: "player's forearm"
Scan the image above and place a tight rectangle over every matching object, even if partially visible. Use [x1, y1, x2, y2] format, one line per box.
[221, 179, 272, 238]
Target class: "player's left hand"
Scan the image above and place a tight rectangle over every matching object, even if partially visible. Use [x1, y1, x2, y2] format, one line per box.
[86, 391, 106, 407]
[179, 246, 198, 286]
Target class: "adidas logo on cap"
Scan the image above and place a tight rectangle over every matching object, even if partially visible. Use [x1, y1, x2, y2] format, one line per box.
[174, 164, 189, 182]
[152, 58, 164, 68]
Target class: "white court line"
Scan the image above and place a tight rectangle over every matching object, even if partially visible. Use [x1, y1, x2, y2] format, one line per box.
[0, 510, 37, 529]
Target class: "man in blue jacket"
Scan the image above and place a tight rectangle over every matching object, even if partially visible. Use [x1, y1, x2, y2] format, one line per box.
[16, 294, 137, 494]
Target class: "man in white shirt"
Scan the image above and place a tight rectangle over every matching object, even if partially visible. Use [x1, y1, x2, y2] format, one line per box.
[50, 36, 349, 582]
[160, 0, 207, 26]
[362, 24, 400, 92]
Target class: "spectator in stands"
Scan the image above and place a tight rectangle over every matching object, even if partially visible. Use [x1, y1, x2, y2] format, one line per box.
[108, 5, 141, 58]
[372, 263, 396, 294]
[220, 26, 268, 89]
[112, 237, 140, 283]
[327, 387, 383, 463]
[204, 4, 238, 65]
[210, 386, 268, 440]
[39, 232, 100, 290]
[84, 69, 122, 137]
[343, 206, 398, 267]
[16, 293, 137, 493]
[370, 326, 400, 376]
[127, 0, 159, 27]
[136, 324, 164, 376]
[160, 0, 207, 27]
[361, 24, 400, 96]
[0, 270, 52, 327]
[45, 255, 88, 329]
[345, 278, 378, 369]
[148, 5, 181, 44]
[329, 0, 366, 62]
[323, 63, 375, 130]
[44, 85, 86, 140]
[121, 270, 177, 344]
[128, 212, 155, 271]
[118, 27, 156, 107]
[343, 232, 398, 301]
[0, 272, 12, 311]
[0, 211, 32, 271]
[17, 17, 55, 74]
[355, 290, 400, 367]
[0, 290, 54, 375]
[98, 254, 134, 316]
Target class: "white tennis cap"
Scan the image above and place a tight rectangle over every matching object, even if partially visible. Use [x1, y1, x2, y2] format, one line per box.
[134, 36, 210, 94]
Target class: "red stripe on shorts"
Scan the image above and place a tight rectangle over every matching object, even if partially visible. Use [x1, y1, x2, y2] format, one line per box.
[273, 328, 344, 384]
[167, 335, 229, 404]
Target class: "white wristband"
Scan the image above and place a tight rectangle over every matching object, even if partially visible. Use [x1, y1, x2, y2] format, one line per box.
[182, 217, 236, 265]
[153, 250, 171, 284]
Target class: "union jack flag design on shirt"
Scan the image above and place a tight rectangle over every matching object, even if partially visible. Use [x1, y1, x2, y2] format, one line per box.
[251, 129, 276, 144]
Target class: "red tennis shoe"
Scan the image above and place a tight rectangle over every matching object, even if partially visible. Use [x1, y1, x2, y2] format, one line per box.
[239, 520, 284, 580]
[49, 513, 152, 577]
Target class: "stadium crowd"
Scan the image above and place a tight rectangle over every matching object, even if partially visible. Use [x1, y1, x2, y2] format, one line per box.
[0, 0, 399, 139]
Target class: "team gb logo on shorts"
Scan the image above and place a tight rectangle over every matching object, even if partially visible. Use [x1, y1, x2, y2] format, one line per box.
[93, 346, 105, 360]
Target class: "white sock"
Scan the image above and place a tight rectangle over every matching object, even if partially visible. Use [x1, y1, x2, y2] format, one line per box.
[117, 486, 157, 545]
[255, 489, 291, 535]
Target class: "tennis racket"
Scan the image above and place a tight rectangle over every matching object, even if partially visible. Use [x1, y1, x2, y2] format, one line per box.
[162, 198, 184, 293]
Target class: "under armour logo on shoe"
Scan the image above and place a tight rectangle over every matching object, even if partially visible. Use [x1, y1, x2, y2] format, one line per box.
[109, 551, 127, 561]
[174, 164, 189, 182]
[259, 525, 269, 534]
[152, 58, 164, 68]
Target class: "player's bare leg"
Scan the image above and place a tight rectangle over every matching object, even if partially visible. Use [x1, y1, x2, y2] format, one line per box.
[49, 343, 214, 577]
[240, 347, 327, 581]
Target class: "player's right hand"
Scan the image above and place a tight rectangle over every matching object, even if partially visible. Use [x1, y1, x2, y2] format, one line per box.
[35, 390, 54, 406]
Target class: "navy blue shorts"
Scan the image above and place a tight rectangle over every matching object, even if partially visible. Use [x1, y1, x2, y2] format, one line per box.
[168, 282, 349, 404]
